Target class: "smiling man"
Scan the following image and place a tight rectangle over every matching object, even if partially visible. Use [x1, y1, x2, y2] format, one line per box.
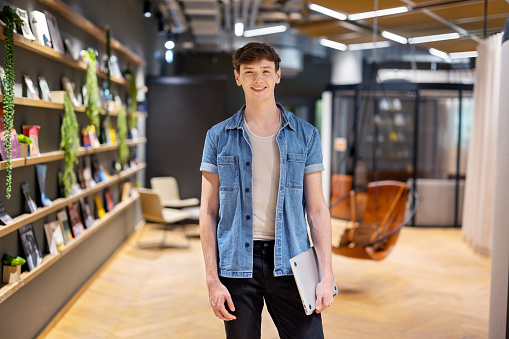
[199, 42, 333, 339]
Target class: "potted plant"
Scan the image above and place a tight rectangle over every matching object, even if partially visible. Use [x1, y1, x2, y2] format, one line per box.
[2, 254, 26, 283]
[17, 133, 32, 158]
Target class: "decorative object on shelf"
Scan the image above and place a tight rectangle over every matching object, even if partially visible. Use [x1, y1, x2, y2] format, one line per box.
[35, 164, 52, 207]
[1, 254, 26, 283]
[60, 93, 80, 197]
[87, 125, 101, 149]
[43, 221, 64, 255]
[56, 209, 73, 245]
[21, 182, 38, 213]
[117, 103, 129, 168]
[22, 125, 41, 156]
[43, 10, 65, 54]
[82, 48, 104, 136]
[29, 10, 53, 48]
[0, 122, 21, 161]
[22, 73, 40, 100]
[17, 133, 31, 158]
[0, 6, 23, 199]
[0, 201, 13, 225]
[19, 223, 43, 271]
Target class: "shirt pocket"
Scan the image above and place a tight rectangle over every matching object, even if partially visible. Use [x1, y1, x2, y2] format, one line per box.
[286, 153, 306, 189]
[218, 155, 239, 191]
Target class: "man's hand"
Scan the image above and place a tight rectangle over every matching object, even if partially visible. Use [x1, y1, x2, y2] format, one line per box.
[208, 280, 237, 321]
[314, 279, 334, 314]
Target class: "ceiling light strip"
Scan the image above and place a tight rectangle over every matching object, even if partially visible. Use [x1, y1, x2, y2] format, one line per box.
[429, 48, 450, 61]
[409, 32, 460, 44]
[348, 41, 391, 51]
[243, 25, 287, 37]
[309, 4, 347, 21]
[320, 38, 347, 51]
[348, 6, 409, 21]
[381, 31, 407, 44]
[449, 51, 478, 59]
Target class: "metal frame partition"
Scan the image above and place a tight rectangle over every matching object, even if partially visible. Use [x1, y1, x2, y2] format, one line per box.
[325, 82, 474, 227]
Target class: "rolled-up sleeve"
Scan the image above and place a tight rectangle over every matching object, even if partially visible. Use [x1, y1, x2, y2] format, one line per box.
[200, 130, 218, 174]
[304, 128, 324, 174]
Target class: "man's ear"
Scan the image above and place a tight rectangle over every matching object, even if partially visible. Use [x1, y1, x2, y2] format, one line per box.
[276, 68, 281, 84]
[234, 70, 241, 86]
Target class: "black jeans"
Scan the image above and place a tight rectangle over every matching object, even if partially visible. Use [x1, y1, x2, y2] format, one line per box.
[220, 241, 324, 339]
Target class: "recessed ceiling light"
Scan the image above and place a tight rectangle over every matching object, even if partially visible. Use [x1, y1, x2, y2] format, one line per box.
[234, 22, 244, 37]
[348, 6, 409, 21]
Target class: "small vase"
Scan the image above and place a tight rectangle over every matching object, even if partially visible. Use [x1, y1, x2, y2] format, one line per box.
[2, 265, 21, 284]
[19, 143, 28, 158]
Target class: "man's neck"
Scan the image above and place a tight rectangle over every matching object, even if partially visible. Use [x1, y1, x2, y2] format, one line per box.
[243, 100, 281, 137]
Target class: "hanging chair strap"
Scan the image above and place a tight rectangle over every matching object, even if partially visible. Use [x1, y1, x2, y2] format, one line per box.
[369, 185, 406, 243]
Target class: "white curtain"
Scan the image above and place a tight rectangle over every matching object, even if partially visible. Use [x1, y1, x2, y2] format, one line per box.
[462, 33, 503, 256]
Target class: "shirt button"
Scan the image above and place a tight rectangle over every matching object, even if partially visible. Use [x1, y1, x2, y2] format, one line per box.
[246, 215, 251, 220]
[245, 243, 249, 248]
[245, 188, 250, 193]
[246, 162, 250, 166]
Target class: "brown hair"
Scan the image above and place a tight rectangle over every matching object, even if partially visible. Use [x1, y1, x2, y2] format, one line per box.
[232, 42, 281, 73]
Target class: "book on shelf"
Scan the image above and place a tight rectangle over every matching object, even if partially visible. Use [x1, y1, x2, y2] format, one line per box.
[35, 164, 53, 206]
[22, 125, 41, 157]
[19, 223, 43, 271]
[77, 164, 86, 189]
[120, 181, 132, 202]
[63, 38, 76, 60]
[21, 182, 38, 213]
[14, 8, 36, 40]
[67, 202, 85, 238]
[29, 10, 53, 48]
[56, 209, 74, 245]
[81, 127, 91, 149]
[0, 201, 14, 225]
[87, 125, 101, 149]
[104, 187, 115, 212]
[38, 76, 52, 101]
[43, 10, 65, 54]
[79, 198, 94, 229]
[94, 195, 106, 219]
[44, 221, 64, 255]
[23, 73, 40, 100]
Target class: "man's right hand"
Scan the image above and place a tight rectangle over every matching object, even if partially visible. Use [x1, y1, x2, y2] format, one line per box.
[208, 280, 236, 321]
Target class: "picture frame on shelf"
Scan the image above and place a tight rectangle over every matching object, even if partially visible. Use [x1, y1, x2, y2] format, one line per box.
[19, 223, 43, 271]
[21, 182, 38, 213]
[44, 221, 64, 255]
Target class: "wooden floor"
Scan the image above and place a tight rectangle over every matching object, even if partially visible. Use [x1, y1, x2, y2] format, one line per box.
[42, 221, 491, 339]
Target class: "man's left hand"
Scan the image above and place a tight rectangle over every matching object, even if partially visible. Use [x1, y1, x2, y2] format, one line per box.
[315, 280, 334, 314]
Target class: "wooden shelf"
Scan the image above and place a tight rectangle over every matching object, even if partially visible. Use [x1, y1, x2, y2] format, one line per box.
[0, 138, 147, 169]
[0, 27, 128, 88]
[0, 192, 140, 304]
[37, 0, 146, 67]
[0, 162, 145, 239]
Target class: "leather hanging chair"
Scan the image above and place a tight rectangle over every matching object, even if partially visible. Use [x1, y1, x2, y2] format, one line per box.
[330, 180, 418, 261]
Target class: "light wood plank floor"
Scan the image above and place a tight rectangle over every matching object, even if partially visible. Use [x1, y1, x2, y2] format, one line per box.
[42, 222, 491, 339]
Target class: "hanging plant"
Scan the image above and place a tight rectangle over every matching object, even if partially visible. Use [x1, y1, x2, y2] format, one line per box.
[124, 69, 138, 130]
[0, 6, 22, 199]
[82, 48, 104, 135]
[116, 103, 129, 168]
[60, 93, 80, 197]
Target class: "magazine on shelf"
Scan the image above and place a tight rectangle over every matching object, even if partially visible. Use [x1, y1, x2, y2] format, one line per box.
[35, 164, 52, 206]
[57, 209, 73, 245]
[14, 8, 36, 40]
[29, 10, 53, 48]
[63, 38, 75, 59]
[67, 202, 85, 238]
[79, 198, 94, 229]
[21, 182, 38, 213]
[19, 223, 43, 271]
[38, 76, 52, 101]
[44, 221, 64, 255]
[94, 195, 106, 219]
[43, 10, 65, 54]
[104, 187, 114, 212]
[22, 125, 41, 157]
[61, 77, 80, 106]
[0, 201, 14, 225]
[87, 125, 101, 149]
[23, 73, 40, 100]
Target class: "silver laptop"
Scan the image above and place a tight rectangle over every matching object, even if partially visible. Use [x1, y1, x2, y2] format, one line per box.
[290, 247, 338, 315]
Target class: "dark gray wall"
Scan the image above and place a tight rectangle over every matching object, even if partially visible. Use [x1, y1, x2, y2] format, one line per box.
[0, 1, 157, 337]
[146, 76, 227, 198]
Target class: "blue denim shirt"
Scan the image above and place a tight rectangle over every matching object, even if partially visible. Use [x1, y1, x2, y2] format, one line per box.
[200, 103, 324, 278]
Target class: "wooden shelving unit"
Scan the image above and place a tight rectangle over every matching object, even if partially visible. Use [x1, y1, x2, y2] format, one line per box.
[0, 138, 147, 169]
[0, 191, 141, 304]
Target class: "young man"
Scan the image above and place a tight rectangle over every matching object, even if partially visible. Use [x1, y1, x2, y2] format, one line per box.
[199, 42, 333, 339]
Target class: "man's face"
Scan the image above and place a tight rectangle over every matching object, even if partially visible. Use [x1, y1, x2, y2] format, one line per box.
[234, 59, 281, 103]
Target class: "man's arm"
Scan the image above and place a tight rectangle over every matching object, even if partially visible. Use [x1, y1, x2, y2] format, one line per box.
[199, 171, 236, 321]
[304, 171, 334, 314]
